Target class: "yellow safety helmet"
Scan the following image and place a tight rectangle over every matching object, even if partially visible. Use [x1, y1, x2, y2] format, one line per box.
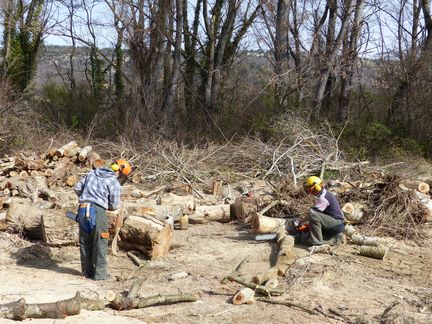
[303, 176, 323, 194]
[111, 159, 132, 176]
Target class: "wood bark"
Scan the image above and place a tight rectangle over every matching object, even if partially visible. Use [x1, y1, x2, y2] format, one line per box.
[233, 196, 260, 223]
[401, 181, 430, 193]
[157, 193, 195, 212]
[252, 213, 285, 233]
[350, 233, 378, 247]
[227, 275, 284, 297]
[359, 246, 388, 260]
[78, 146, 92, 162]
[189, 204, 231, 224]
[6, 202, 43, 239]
[54, 141, 78, 159]
[267, 231, 295, 277]
[119, 215, 173, 259]
[232, 288, 255, 305]
[106, 292, 197, 310]
[41, 211, 79, 246]
[342, 202, 364, 222]
[0, 292, 104, 320]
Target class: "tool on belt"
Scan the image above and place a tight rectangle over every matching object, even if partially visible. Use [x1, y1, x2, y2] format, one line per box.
[66, 203, 97, 234]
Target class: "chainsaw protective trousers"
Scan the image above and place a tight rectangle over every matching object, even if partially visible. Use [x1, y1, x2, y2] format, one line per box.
[309, 208, 344, 246]
[79, 204, 109, 280]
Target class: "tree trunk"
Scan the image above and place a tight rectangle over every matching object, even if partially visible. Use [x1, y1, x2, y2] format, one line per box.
[41, 211, 78, 246]
[189, 204, 231, 224]
[6, 202, 43, 239]
[119, 215, 173, 259]
[232, 288, 255, 305]
[251, 213, 285, 233]
[233, 196, 261, 223]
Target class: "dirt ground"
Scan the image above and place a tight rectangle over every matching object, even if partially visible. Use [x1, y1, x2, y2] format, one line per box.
[1, 219, 432, 324]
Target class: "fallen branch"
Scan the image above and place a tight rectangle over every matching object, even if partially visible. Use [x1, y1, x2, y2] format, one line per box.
[0, 292, 104, 320]
[256, 297, 318, 315]
[106, 292, 197, 310]
[226, 275, 284, 297]
[221, 257, 249, 284]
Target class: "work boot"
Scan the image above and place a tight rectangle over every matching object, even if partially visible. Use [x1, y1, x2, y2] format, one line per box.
[307, 244, 331, 254]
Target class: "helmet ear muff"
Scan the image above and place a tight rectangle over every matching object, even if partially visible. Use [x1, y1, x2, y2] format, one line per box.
[314, 183, 322, 192]
[111, 162, 120, 172]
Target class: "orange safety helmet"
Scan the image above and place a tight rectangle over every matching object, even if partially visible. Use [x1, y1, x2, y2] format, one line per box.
[111, 159, 132, 176]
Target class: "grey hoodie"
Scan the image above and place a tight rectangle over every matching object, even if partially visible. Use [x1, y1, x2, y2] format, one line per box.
[74, 167, 121, 210]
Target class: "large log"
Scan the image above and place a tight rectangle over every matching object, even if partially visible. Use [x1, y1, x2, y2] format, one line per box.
[157, 193, 195, 212]
[0, 292, 104, 320]
[233, 196, 260, 223]
[41, 211, 79, 246]
[189, 204, 231, 224]
[350, 233, 379, 247]
[6, 202, 44, 239]
[252, 213, 285, 234]
[119, 215, 173, 259]
[359, 246, 388, 260]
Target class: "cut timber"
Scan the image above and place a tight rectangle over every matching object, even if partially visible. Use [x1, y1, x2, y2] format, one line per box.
[19, 171, 29, 180]
[267, 231, 295, 277]
[65, 175, 77, 187]
[119, 215, 173, 259]
[41, 211, 79, 246]
[86, 151, 103, 169]
[54, 141, 78, 159]
[350, 233, 379, 247]
[401, 181, 430, 194]
[233, 196, 260, 223]
[344, 224, 357, 238]
[342, 202, 364, 223]
[6, 202, 43, 239]
[359, 246, 388, 260]
[189, 204, 231, 224]
[232, 288, 255, 305]
[227, 275, 284, 296]
[0, 292, 104, 320]
[106, 291, 197, 310]
[78, 146, 92, 162]
[64, 146, 81, 158]
[157, 193, 195, 212]
[252, 213, 285, 234]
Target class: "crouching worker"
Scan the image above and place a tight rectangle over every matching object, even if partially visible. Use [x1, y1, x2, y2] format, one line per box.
[297, 176, 345, 253]
[74, 159, 132, 280]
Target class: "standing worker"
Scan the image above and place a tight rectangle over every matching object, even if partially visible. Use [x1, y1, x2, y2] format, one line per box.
[299, 176, 345, 253]
[74, 159, 132, 280]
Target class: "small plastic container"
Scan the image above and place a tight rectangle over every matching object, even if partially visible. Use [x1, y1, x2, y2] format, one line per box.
[179, 214, 189, 230]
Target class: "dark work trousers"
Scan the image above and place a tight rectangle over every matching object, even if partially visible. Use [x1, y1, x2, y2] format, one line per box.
[309, 209, 344, 246]
[79, 204, 109, 280]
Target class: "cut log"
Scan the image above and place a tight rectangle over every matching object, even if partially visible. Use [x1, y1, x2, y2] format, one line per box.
[233, 196, 260, 223]
[19, 171, 29, 180]
[65, 175, 77, 187]
[78, 146, 92, 162]
[252, 213, 285, 234]
[401, 181, 430, 194]
[44, 169, 53, 177]
[267, 231, 295, 277]
[232, 288, 255, 305]
[359, 246, 388, 260]
[0, 292, 104, 320]
[86, 151, 103, 169]
[226, 275, 284, 296]
[350, 233, 379, 247]
[54, 141, 78, 159]
[64, 146, 81, 158]
[41, 211, 79, 246]
[6, 202, 43, 239]
[157, 193, 195, 212]
[119, 215, 173, 259]
[264, 278, 279, 289]
[189, 204, 231, 224]
[342, 202, 364, 223]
